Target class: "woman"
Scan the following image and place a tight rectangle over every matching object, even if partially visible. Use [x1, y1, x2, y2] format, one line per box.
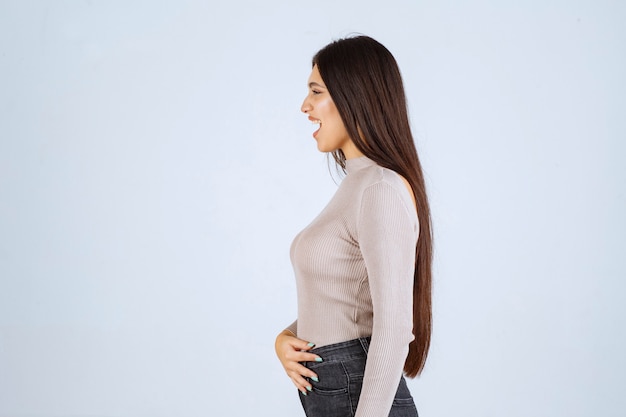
[275, 35, 433, 417]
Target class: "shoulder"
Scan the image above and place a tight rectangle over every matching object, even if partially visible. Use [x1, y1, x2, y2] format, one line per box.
[353, 165, 417, 223]
[354, 165, 412, 203]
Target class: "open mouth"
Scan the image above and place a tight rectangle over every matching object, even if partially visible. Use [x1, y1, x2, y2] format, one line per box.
[310, 118, 321, 138]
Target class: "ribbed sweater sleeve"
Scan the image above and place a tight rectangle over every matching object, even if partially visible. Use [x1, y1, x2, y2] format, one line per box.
[355, 182, 418, 417]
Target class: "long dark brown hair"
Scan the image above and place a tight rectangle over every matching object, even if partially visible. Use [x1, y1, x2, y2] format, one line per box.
[313, 35, 433, 377]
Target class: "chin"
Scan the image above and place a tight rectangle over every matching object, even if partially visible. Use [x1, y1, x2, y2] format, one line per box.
[316, 140, 336, 154]
[317, 145, 336, 154]
[316, 141, 330, 153]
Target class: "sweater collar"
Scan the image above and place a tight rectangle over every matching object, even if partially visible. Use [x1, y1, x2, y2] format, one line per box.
[345, 155, 377, 174]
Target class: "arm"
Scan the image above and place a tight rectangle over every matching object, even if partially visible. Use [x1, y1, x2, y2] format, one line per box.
[355, 182, 418, 417]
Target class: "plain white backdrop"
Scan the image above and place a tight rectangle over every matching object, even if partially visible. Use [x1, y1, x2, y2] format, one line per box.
[1, 1, 624, 416]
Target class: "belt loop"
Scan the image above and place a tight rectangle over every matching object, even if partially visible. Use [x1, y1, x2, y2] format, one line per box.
[358, 337, 370, 353]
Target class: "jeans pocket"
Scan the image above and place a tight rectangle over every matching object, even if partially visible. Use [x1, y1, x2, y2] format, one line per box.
[390, 376, 418, 416]
[389, 402, 418, 417]
[300, 362, 352, 417]
[300, 389, 351, 417]
[392, 396, 416, 407]
[312, 385, 348, 395]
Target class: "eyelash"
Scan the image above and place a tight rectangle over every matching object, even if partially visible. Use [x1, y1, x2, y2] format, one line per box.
[312, 90, 321, 95]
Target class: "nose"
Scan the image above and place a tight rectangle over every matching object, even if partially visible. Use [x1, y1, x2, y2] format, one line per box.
[301, 95, 312, 113]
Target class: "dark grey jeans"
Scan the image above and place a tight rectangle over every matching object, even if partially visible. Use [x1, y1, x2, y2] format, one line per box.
[299, 337, 418, 417]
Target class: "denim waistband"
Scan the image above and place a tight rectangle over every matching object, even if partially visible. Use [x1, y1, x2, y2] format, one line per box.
[308, 337, 372, 363]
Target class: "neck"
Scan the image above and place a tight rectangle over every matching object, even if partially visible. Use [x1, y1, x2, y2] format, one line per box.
[345, 155, 376, 174]
[341, 142, 364, 160]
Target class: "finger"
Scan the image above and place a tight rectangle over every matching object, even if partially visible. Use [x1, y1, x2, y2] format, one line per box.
[290, 373, 313, 394]
[287, 350, 323, 364]
[292, 339, 316, 351]
[287, 362, 319, 380]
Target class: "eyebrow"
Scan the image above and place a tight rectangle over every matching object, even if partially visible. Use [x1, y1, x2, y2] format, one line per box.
[308, 82, 326, 89]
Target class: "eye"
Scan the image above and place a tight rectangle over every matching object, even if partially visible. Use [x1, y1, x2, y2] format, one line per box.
[312, 89, 322, 95]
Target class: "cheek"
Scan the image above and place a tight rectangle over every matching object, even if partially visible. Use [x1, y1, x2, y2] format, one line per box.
[320, 103, 342, 127]
[315, 98, 332, 115]
[327, 111, 347, 136]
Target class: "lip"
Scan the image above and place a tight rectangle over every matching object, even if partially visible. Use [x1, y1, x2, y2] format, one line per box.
[308, 116, 321, 138]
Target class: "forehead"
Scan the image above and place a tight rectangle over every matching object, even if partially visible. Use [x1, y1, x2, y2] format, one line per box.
[307, 65, 325, 85]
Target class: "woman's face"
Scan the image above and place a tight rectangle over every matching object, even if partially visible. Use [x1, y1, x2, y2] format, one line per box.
[301, 65, 358, 157]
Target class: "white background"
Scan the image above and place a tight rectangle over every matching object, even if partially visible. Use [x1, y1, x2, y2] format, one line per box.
[1, 1, 624, 416]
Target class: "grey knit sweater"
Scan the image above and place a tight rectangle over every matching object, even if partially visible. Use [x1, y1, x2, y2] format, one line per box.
[287, 155, 419, 417]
